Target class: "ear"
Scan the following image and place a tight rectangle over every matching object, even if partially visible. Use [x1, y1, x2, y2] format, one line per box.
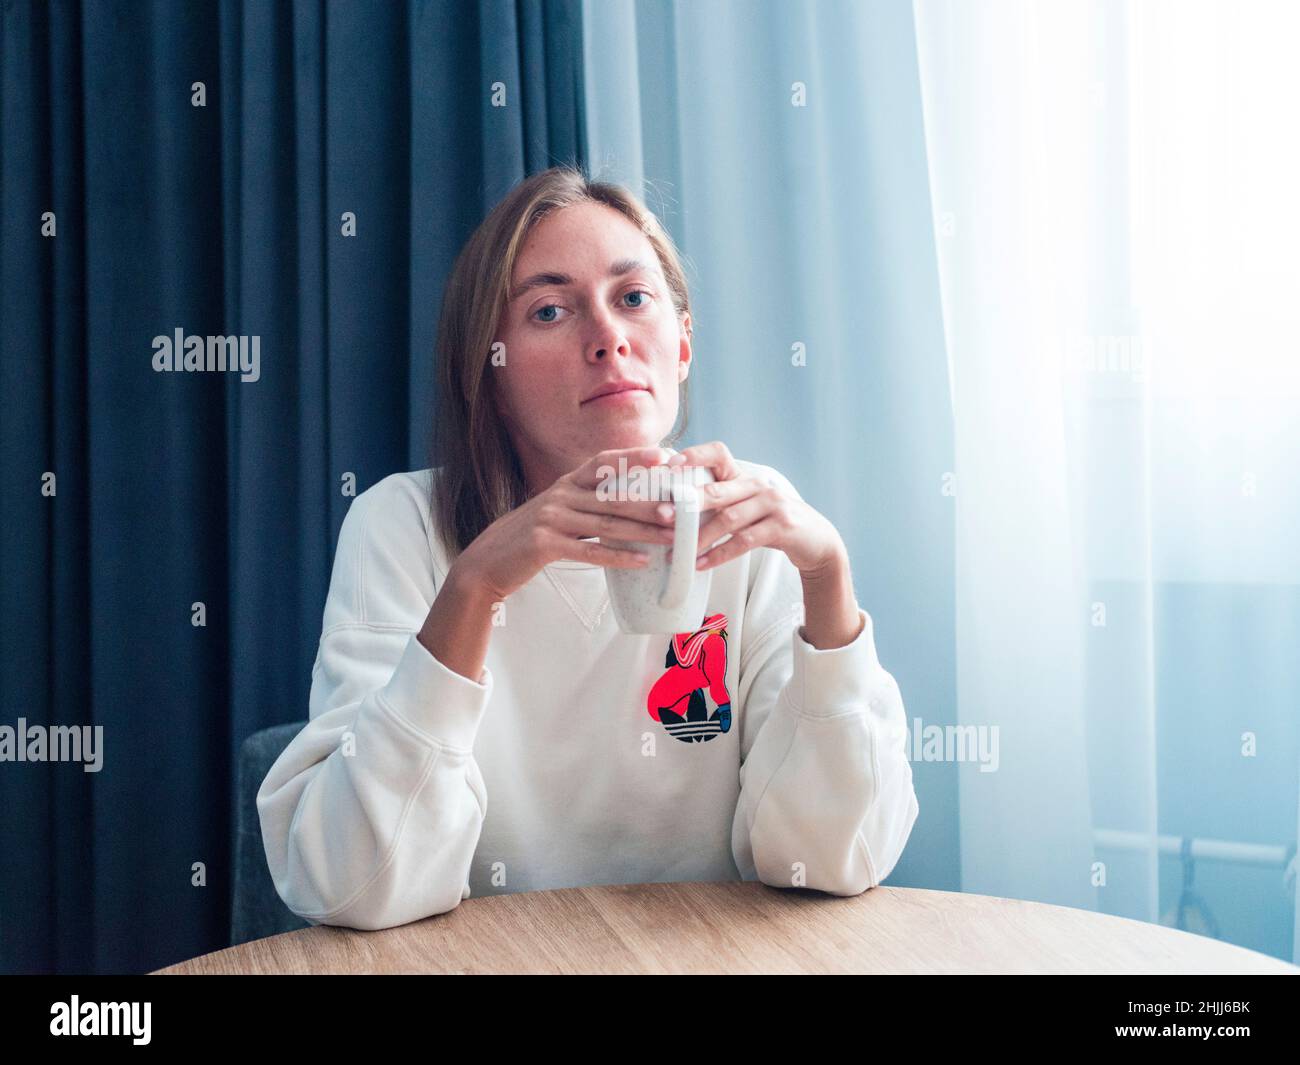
[678, 312, 692, 382]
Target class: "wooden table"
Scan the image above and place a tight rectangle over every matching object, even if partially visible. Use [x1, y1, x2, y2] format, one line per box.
[154, 883, 1300, 975]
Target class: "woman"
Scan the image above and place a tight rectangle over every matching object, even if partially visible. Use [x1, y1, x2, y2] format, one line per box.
[257, 165, 919, 930]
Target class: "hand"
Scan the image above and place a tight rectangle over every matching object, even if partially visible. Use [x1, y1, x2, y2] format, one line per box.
[666, 440, 847, 577]
[451, 445, 679, 601]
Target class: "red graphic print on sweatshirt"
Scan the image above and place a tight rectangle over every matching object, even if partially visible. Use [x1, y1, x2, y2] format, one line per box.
[645, 613, 732, 743]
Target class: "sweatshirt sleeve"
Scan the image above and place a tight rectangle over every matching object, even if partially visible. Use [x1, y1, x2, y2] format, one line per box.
[256, 472, 494, 930]
[729, 465, 919, 895]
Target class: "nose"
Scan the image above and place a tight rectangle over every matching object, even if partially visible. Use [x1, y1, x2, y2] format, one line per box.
[585, 303, 631, 363]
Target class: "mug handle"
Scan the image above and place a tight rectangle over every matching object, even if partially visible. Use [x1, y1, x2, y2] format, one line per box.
[658, 474, 702, 611]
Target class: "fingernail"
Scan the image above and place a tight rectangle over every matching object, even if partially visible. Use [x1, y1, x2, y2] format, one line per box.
[667, 453, 686, 466]
[658, 503, 674, 522]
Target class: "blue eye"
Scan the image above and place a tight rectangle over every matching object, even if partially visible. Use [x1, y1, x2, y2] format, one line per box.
[531, 290, 651, 324]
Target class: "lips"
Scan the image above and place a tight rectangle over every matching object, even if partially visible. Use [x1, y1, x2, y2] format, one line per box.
[581, 381, 650, 404]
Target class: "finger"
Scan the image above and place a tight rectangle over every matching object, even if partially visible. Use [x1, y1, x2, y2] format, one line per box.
[566, 538, 653, 568]
[569, 446, 672, 490]
[666, 440, 741, 482]
[553, 504, 677, 545]
[559, 481, 679, 527]
[696, 490, 773, 550]
[695, 516, 782, 570]
[540, 528, 652, 567]
[695, 476, 768, 532]
[666, 495, 768, 563]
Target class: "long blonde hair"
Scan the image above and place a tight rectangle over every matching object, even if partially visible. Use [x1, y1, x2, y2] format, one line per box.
[430, 165, 694, 559]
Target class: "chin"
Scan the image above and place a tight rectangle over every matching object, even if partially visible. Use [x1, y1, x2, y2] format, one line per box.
[586, 421, 662, 452]
[609, 426, 661, 448]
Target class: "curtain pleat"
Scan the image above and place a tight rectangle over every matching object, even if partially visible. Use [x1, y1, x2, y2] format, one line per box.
[0, 0, 585, 975]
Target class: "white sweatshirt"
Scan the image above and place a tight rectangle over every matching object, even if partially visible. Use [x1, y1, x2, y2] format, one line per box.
[257, 460, 919, 930]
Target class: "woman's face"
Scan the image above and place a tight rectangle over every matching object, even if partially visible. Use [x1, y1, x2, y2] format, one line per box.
[491, 200, 692, 492]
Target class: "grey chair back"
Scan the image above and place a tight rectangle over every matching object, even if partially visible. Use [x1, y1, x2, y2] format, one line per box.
[231, 721, 312, 946]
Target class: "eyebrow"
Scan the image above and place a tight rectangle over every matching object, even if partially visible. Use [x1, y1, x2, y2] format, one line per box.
[509, 258, 651, 302]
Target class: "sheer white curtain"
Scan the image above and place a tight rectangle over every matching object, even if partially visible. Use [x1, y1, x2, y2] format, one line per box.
[580, 0, 1300, 961]
[914, 0, 1300, 960]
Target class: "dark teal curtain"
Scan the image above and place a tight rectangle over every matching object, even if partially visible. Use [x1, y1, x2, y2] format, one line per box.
[0, 0, 586, 974]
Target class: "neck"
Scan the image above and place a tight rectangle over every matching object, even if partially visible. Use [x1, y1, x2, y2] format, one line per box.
[517, 451, 568, 499]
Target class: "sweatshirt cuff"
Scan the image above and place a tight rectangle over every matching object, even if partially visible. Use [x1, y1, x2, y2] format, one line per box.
[788, 607, 881, 717]
[377, 632, 493, 750]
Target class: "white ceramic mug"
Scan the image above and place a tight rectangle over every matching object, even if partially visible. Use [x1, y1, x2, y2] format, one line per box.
[602, 461, 716, 634]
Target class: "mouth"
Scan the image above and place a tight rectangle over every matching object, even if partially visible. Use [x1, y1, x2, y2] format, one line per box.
[581, 383, 651, 405]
